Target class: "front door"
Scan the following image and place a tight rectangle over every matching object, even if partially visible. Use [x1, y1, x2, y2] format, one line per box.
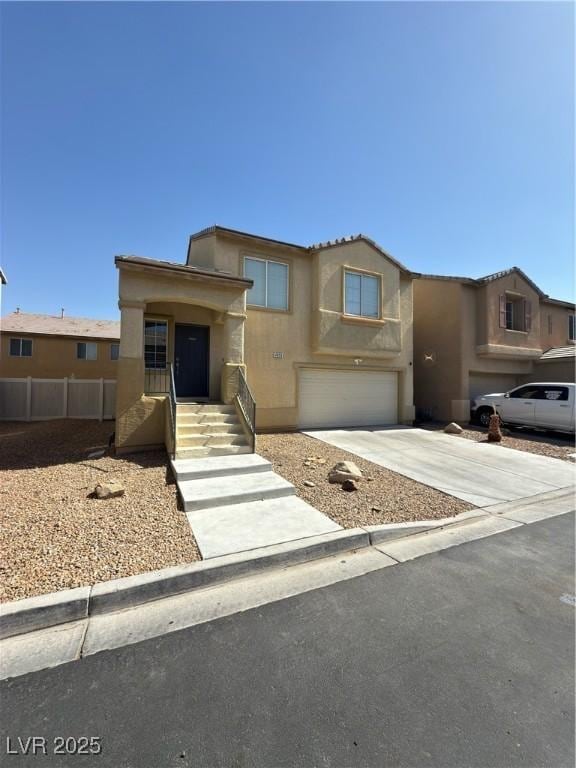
[174, 324, 210, 399]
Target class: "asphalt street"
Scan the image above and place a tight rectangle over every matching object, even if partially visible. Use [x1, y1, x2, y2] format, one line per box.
[1, 512, 574, 768]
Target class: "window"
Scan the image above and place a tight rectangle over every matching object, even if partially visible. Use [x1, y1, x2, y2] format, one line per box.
[548, 315, 553, 335]
[9, 338, 32, 357]
[110, 343, 120, 361]
[509, 385, 542, 399]
[344, 270, 380, 318]
[500, 294, 530, 332]
[244, 257, 289, 310]
[77, 342, 97, 360]
[569, 315, 576, 341]
[144, 319, 168, 369]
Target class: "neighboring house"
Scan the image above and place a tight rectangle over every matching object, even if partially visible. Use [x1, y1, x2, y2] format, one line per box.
[535, 345, 576, 382]
[115, 225, 416, 454]
[413, 268, 576, 422]
[0, 312, 120, 379]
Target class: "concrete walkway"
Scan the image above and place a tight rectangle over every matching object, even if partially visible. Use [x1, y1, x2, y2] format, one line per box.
[305, 427, 576, 507]
[171, 454, 341, 559]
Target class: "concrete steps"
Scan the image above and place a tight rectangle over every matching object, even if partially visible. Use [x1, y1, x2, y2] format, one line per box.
[179, 471, 295, 512]
[171, 454, 272, 483]
[174, 401, 249, 459]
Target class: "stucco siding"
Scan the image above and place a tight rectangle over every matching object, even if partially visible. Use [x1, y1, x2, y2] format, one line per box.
[0, 334, 118, 379]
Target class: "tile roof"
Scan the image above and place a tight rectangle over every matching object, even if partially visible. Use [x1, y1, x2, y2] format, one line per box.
[0, 312, 120, 339]
[539, 346, 576, 360]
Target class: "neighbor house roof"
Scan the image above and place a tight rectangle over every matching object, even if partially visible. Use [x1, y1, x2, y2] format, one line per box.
[0, 312, 120, 340]
[417, 267, 573, 306]
[539, 346, 576, 361]
[188, 225, 416, 276]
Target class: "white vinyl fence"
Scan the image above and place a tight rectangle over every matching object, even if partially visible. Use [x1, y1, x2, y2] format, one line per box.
[0, 378, 116, 421]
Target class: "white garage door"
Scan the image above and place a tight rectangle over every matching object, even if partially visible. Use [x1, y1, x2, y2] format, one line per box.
[469, 373, 519, 400]
[298, 369, 398, 429]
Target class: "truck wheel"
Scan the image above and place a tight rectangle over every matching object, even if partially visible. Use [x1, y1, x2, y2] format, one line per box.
[477, 408, 493, 428]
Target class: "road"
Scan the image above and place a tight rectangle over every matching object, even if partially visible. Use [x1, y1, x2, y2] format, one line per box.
[1, 513, 574, 768]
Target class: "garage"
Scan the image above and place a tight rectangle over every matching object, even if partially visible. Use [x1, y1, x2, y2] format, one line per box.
[298, 369, 398, 429]
[469, 372, 519, 401]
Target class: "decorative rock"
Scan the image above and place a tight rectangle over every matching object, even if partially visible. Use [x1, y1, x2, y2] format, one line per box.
[94, 480, 125, 499]
[444, 422, 463, 434]
[371, 506, 382, 512]
[303, 480, 316, 487]
[328, 461, 363, 484]
[341, 479, 358, 492]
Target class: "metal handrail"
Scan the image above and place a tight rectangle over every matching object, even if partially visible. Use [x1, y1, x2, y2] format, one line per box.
[168, 362, 177, 458]
[235, 367, 256, 452]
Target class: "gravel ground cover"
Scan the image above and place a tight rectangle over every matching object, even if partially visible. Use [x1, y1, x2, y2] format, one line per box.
[0, 420, 200, 603]
[421, 422, 575, 462]
[257, 432, 473, 529]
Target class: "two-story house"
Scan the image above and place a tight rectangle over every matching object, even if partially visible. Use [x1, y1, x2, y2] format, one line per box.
[413, 268, 575, 422]
[115, 226, 416, 455]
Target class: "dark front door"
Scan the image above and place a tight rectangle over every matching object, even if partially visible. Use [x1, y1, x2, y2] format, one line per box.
[174, 324, 210, 399]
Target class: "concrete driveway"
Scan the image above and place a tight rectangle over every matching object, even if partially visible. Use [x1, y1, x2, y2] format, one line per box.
[305, 427, 576, 507]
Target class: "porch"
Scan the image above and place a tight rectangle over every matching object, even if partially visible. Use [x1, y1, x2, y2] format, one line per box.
[114, 256, 255, 456]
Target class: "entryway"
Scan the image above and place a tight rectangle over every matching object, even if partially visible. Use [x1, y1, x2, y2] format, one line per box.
[174, 323, 209, 399]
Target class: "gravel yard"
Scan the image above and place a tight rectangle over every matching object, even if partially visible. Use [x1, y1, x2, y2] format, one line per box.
[422, 422, 575, 462]
[257, 432, 473, 528]
[0, 420, 199, 603]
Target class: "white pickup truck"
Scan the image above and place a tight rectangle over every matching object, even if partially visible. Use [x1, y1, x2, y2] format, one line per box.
[471, 382, 575, 433]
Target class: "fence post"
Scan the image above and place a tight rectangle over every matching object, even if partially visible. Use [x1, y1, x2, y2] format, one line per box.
[63, 377, 68, 418]
[26, 377, 32, 422]
[99, 378, 104, 422]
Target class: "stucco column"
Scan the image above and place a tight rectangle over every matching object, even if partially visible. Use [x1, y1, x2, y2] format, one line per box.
[116, 302, 145, 444]
[221, 311, 246, 403]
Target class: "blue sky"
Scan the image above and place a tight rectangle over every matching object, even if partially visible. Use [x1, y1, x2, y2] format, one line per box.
[1, 1, 573, 320]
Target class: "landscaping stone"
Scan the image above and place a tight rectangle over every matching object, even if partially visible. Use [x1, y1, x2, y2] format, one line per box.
[94, 480, 125, 499]
[328, 461, 363, 484]
[341, 479, 358, 492]
[303, 481, 316, 487]
[87, 449, 106, 459]
[444, 422, 463, 434]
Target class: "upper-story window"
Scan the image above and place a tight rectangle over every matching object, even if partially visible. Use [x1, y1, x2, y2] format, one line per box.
[77, 342, 97, 360]
[244, 257, 289, 310]
[110, 343, 120, 361]
[500, 293, 531, 332]
[9, 337, 32, 357]
[569, 315, 576, 341]
[144, 319, 168, 369]
[344, 270, 380, 318]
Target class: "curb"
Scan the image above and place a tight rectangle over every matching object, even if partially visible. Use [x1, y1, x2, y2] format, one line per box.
[364, 509, 489, 545]
[0, 528, 369, 640]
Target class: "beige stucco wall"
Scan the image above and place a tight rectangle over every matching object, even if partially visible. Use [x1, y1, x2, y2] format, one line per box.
[414, 274, 572, 423]
[190, 236, 415, 431]
[0, 333, 118, 379]
[540, 303, 575, 349]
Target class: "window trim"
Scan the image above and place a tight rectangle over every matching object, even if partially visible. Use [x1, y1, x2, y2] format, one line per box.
[110, 342, 120, 361]
[501, 292, 529, 333]
[144, 317, 169, 370]
[9, 337, 33, 357]
[243, 255, 290, 312]
[342, 267, 382, 320]
[569, 314, 576, 342]
[77, 341, 98, 361]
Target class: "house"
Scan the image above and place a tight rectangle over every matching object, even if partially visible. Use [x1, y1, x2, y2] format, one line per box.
[115, 225, 417, 456]
[0, 312, 120, 379]
[413, 268, 576, 422]
[0, 312, 120, 421]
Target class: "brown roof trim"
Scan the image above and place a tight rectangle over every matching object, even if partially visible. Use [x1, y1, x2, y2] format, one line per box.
[189, 225, 415, 276]
[0, 329, 119, 342]
[541, 296, 575, 309]
[115, 255, 253, 288]
[189, 225, 308, 254]
[0, 267, 6, 285]
[417, 268, 573, 305]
